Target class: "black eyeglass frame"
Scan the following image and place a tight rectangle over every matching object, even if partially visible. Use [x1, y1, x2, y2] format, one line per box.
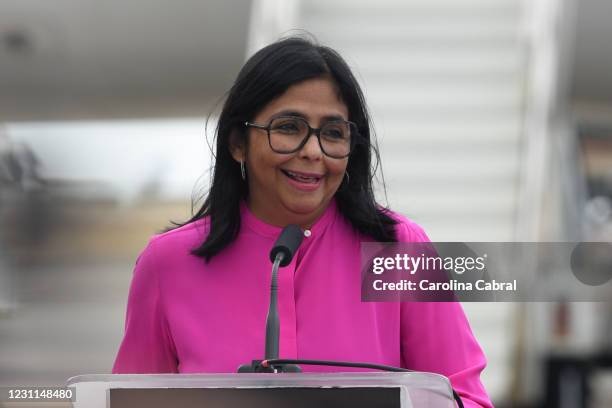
[244, 116, 361, 159]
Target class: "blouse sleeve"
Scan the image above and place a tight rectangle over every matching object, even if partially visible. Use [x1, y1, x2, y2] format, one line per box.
[112, 238, 179, 373]
[396, 219, 494, 408]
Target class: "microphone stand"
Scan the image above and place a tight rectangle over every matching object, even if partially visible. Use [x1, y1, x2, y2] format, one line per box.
[238, 225, 303, 373]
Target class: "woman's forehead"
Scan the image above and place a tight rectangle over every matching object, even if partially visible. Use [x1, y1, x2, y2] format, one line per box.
[257, 78, 348, 121]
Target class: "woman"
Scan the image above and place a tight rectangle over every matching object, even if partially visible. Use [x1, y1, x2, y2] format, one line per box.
[112, 37, 493, 408]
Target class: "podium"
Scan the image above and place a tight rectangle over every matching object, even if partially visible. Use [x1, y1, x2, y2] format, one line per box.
[67, 372, 456, 407]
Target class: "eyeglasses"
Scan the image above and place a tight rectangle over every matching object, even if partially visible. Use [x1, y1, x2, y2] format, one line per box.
[244, 116, 359, 159]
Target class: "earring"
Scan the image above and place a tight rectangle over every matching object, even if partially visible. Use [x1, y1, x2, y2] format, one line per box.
[240, 160, 246, 180]
[344, 171, 350, 186]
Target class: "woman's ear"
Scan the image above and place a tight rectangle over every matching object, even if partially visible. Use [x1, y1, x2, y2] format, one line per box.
[229, 128, 246, 162]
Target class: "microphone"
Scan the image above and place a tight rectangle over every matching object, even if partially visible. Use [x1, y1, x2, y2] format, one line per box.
[238, 225, 304, 373]
[269, 224, 304, 266]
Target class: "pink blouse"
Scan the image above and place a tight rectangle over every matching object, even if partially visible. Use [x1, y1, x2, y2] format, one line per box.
[112, 199, 493, 408]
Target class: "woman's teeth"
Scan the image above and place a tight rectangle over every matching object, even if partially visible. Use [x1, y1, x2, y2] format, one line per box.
[284, 170, 320, 183]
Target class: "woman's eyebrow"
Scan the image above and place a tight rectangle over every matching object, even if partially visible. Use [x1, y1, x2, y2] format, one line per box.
[322, 114, 346, 121]
[271, 110, 306, 119]
[270, 110, 347, 121]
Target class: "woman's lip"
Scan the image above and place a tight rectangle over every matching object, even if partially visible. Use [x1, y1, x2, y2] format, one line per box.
[281, 169, 324, 178]
[281, 170, 323, 191]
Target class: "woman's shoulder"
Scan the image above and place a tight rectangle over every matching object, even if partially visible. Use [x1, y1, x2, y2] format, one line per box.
[380, 207, 431, 243]
[144, 218, 210, 257]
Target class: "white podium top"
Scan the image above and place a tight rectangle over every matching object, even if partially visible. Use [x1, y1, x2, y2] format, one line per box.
[67, 372, 455, 408]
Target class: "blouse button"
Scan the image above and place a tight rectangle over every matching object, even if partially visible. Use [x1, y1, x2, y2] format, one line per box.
[304, 229, 312, 237]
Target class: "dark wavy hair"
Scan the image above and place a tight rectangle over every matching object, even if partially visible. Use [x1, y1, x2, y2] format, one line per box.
[173, 36, 398, 262]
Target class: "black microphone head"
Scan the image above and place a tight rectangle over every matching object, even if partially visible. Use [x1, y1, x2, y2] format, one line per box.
[269, 224, 304, 266]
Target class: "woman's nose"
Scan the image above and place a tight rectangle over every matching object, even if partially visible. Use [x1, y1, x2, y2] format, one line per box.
[298, 133, 323, 159]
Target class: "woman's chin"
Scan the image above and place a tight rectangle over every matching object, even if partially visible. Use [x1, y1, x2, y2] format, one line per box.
[282, 197, 325, 218]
